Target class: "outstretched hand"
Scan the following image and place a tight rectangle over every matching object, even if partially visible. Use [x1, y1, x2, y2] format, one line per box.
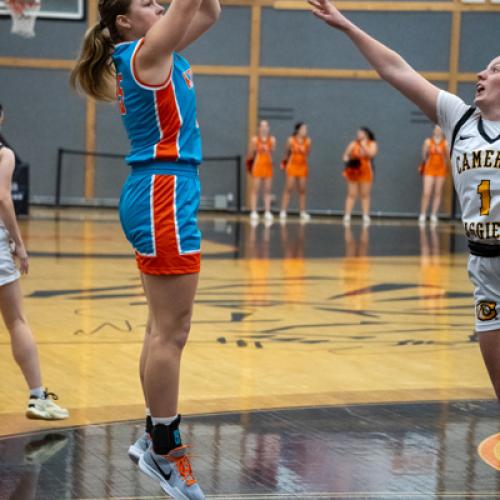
[307, 0, 351, 30]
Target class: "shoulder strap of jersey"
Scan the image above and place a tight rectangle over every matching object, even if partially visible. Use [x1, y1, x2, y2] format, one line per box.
[450, 106, 476, 157]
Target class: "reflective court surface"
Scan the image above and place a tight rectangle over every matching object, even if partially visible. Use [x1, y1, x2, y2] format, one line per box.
[2, 402, 500, 499]
[0, 209, 499, 498]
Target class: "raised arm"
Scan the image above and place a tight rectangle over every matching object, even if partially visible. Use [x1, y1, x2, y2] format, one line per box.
[308, 0, 440, 122]
[133, 0, 208, 85]
[175, 0, 221, 52]
[0, 148, 28, 274]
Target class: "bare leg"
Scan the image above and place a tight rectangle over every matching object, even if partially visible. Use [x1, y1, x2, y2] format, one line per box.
[344, 181, 359, 216]
[281, 176, 296, 213]
[250, 177, 261, 213]
[141, 273, 199, 416]
[420, 175, 435, 215]
[263, 178, 273, 213]
[431, 176, 446, 216]
[298, 177, 308, 213]
[138, 274, 151, 410]
[479, 329, 500, 400]
[0, 279, 42, 389]
[360, 182, 372, 217]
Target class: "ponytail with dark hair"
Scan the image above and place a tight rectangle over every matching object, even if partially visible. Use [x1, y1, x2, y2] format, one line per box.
[361, 127, 376, 141]
[70, 0, 132, 101]
[293, 122, 304, 136]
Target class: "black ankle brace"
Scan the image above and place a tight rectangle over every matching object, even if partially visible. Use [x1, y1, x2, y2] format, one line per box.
[145, 415, 153, 435]
[152, 415, 182, 455]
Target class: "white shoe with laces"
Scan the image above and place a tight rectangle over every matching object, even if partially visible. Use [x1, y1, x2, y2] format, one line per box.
[418, 214, 426, 225]
[26, 390, 69, 420]
[362, 215, 371, 226]
[430, 214, 438, 225]
[300, 211, 311, 222]
[343, 214, 351, 225]
[139, 445, 205, 499]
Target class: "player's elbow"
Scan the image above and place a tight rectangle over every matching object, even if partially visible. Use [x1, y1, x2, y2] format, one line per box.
[203, 3, 221, 25]
[211, 3, 221, 22]
[0, 192, 12, 206]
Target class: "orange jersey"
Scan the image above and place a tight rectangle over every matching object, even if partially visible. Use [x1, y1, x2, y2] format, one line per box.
[343, 140, 375, 183]
[286, 136, 311, 178]
[252, 136, 274, 178]
[424, 139, 448, 177]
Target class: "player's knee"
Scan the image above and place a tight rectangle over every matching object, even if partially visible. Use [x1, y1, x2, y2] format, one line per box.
[152, 311, 192, 351]
[5, 316, 28, 336]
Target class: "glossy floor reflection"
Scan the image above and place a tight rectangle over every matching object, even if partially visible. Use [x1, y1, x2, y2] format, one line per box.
[1, 401, 500, 499]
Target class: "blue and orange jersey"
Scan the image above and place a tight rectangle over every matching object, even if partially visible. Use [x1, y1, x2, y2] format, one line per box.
[112, 38, 202, 166]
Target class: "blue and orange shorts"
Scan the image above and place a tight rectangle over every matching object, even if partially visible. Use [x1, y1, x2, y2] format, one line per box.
[119, 162, 201, 275]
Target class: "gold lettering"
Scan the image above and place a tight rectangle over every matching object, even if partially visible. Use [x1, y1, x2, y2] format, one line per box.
[477, 222, 484, 239]
[495, 152, 500, 169]
[495, 223, 500, 240]
[463, 153, 471, 171]
[486, 222, 494, 239]
[485, 150, 494, 167]
[472, 151, 482, 168]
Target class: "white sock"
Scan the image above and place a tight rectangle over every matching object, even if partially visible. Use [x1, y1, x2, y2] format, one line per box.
[145, 407, 151, 417]
[29, 386, 45, 399]
[152, 415, 178, 426]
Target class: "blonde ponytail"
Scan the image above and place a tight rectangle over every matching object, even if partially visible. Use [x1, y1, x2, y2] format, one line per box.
[70, 22, 116, 102]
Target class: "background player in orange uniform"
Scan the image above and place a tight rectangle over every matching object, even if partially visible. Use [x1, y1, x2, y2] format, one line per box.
[280, 122, 312, 222]
[342, 127, 378, 225]
[418, 125, 449, 225]
[248, 120, 276, 223]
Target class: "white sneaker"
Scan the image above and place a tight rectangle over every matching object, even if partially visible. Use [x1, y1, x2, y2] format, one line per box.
[418, 214, 426, 225]
[264, 211, 273, 222]
[139, 445, 205, 499]
[300, 211, 311, 222]
[249, 211, 259, 221]
[362, 215, 371, 226]
[26, 390, 69, 420]
[430, 214, 438, 225]
[279, 211, 287, 220]
[128, 432, 151, 464]
[343, 214, 351, 225]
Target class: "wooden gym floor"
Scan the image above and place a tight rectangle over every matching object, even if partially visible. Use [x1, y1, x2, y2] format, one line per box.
[0, 208, 499, 498]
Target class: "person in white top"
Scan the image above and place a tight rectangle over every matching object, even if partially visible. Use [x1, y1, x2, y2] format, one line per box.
[309, 0, 500, 398]
[0, 143, 69, 419]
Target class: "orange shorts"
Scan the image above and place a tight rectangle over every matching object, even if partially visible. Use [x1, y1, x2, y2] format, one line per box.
[343, 164, 373, 183]
[424, 158, 447, 177]
[286, 162, 308, 178]
[252, 158, 273, 178]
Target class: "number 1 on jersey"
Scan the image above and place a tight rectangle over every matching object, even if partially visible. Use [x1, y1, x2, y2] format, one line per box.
[477, 180, 491, 216]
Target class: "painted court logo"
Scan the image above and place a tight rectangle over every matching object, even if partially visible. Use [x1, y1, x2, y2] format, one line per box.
[476, 301, 497, 321]
[478, 433, 500, 470]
